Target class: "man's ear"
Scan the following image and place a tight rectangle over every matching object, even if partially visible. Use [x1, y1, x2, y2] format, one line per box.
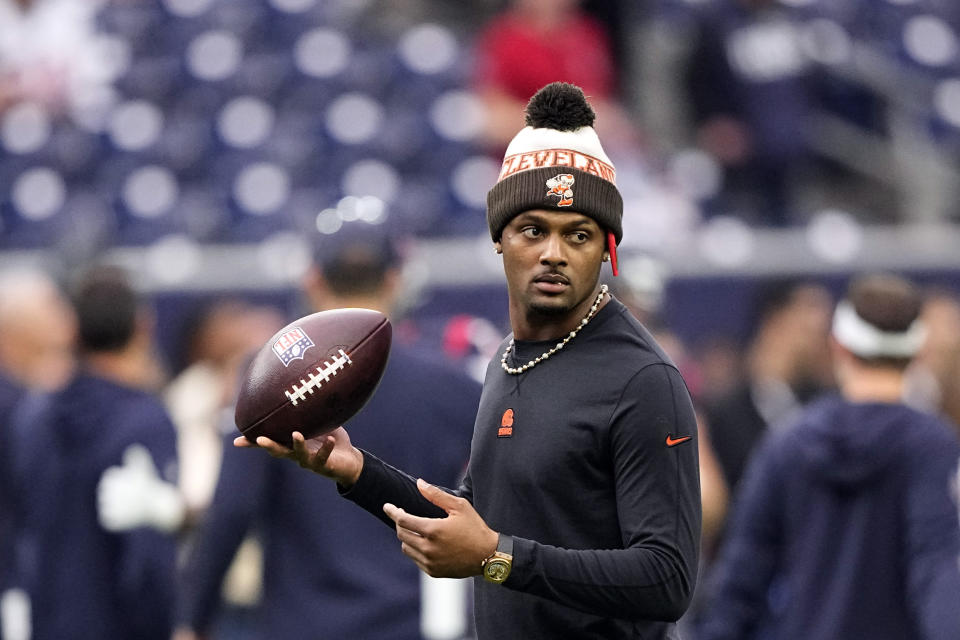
[494, 242, 502, 255]
[602, 251, 610, 262]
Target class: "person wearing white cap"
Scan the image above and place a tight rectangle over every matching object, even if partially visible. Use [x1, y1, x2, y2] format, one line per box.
[240, 82, 702, 639]
[697, 273, 960, 640]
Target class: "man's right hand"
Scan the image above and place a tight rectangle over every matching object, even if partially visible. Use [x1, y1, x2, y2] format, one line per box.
[234, 427, 364, 487]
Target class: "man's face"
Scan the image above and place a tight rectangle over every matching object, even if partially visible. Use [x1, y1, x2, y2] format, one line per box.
[498, 209, 606, 320]
[0, 287, 76, 391]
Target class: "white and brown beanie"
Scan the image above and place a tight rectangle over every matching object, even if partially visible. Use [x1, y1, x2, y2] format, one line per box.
[486, 82, 624, 275]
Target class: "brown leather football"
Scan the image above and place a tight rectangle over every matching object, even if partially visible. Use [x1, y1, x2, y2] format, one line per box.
[235, 308, 391, 447]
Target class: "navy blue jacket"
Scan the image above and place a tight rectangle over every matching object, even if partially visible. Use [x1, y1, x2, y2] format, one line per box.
[0, 372, 24, 615]
[11, 371, 179, 640]
[698, 395, 960, 640]
[176, 345, 480, 639]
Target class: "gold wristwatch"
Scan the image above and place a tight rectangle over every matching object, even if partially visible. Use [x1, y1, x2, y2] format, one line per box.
[481, 533, 513, 584]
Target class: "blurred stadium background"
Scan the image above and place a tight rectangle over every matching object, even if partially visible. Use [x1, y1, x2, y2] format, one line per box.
[2, 0, 960, 367]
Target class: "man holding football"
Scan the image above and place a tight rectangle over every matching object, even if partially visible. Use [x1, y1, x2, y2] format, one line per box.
[240, 82, 702, 639]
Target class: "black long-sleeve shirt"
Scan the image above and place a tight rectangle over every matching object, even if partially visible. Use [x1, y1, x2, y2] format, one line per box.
[345, 297, 702, 639]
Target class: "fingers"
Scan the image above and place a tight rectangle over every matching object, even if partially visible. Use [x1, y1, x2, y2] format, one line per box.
[291, 431, 306, 447]
[232, 434, 292, 457]
[234, 430, 342, 480]
[255, 436, 294, 458]
[383, 502, 402, 522]
[291, 432, 313, 462]
[290, 432, 336, 471]
[233, 431, 332, 457]
[416, 478, 463, 513]
[384, 505, 432, 570]
[399, 539, 431, 572]
[383, 503, 435, 537]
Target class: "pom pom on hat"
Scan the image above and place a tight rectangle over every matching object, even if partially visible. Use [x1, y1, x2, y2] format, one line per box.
[486, 82, 623, 274]
[524, 82, 596, 131]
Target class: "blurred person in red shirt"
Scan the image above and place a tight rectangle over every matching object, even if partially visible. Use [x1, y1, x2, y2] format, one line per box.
[473, 0, 637, 152]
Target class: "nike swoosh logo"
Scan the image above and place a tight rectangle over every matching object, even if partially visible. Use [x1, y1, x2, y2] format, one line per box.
[665, 435, 692, 447]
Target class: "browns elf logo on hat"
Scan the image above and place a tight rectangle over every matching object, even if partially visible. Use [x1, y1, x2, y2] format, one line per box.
[545, 174, 575, 207]
[485, 82, 624, 276]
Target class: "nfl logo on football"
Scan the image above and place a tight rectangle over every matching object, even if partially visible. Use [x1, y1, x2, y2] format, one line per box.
[272, 327, 315, 366]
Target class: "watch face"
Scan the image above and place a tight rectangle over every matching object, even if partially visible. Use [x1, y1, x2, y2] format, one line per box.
[484, 559, 510, 583]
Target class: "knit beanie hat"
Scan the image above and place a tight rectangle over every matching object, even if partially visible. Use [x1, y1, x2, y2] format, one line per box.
[486, 82, 623, 275]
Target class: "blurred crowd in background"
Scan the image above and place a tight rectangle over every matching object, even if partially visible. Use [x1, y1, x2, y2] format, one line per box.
[2, 0, 960, 639]
[3, 0, 960, 251]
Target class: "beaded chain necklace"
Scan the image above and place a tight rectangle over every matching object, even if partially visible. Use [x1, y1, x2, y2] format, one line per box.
[500, 284, 608, 375]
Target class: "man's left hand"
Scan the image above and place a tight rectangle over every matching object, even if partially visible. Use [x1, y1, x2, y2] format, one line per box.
[383, 479, 498, 578]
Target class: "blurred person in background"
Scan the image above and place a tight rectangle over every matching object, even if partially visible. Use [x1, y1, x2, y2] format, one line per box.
[0, 268, 76, 393]
[173, 222, 481, 640]
[702, 280, 834, 496]
[0, 371, 20, 640]
[0, 0, 116, 115]
[164, 299, 285, 634]
[440, 314, 508, 384]
[0, 268, 76, 640]
[696, 273, 960, 640]
[690, 280, 833, 628]
[693, 336, 744, 405]
[682, 0, 816, 225]
[7, 265, 180, 640]
[167, 298, 285, 523]
[472, 0, 639, 152]
[906, 287, 960, 436]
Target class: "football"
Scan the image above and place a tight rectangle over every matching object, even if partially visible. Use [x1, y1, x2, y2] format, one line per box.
[235, 308, 392, 447]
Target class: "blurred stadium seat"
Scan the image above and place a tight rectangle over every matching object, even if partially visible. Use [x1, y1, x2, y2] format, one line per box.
[1, 0, 959, 281]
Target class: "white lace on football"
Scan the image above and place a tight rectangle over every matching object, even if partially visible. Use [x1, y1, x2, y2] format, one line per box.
[501, 285, 607, 375]
[286, 349, 353, 406]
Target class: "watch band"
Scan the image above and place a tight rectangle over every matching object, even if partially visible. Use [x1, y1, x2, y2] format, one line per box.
[482, 533, 514, 584]
[497, 532, 514, 556]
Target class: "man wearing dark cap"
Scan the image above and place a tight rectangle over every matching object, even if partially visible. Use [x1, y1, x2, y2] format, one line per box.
[697, 273, 960, 640]
[242, 83, 702, 639]
[174, 222, 481, 640]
